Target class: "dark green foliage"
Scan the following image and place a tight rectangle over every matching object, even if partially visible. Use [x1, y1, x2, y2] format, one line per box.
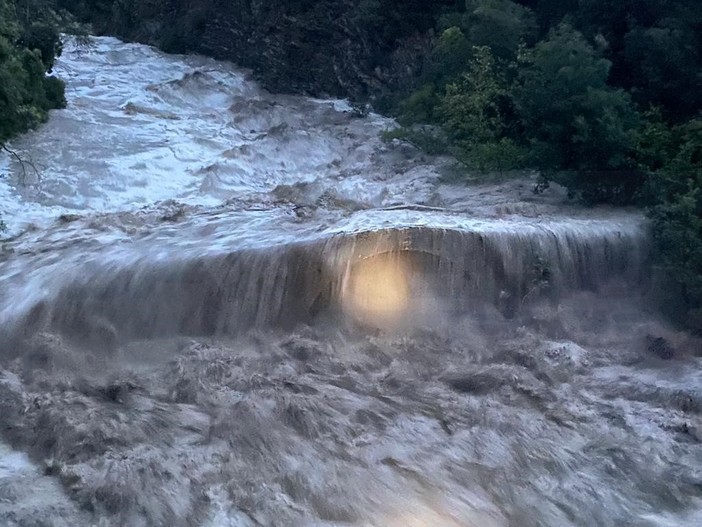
[354, 0, 702, 324]
[43, 73, 66, 108]
[389, 43, 526, 174]
[0, 0, 67, 144]
[397, 84, 440, 125]
[158, 7, 209, 55]
[438, 45, 524, 171]
[557, 0, 702, 123]
[7, 0, 702, 325]
[439, 0, 537, 60]
[19, 21, 62, 70]
[54, 0, 702, 123]
[383, 0, 700, 189]
[512, 24, 643, 202]
[441, 53, 506, 145]
[393, 19, 643, 183]
[622, 22, 702, 122]
[634, 108, 676, 174]
[514, 25, 631, 168]
[647, 121, 702, 328]
[428, 26, 473, 85]
[0, 0, 69, 229]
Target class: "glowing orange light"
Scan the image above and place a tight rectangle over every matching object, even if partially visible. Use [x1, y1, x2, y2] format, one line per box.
[343, 253, 410, 328]
[366, 506, 495, 527]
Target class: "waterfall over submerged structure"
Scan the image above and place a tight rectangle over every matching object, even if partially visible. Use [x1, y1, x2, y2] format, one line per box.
[0, 37, 700, 527]
[5, 219, 648, 346]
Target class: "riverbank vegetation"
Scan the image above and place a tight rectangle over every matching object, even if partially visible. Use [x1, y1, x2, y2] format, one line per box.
[3, 0, 702, 327]
[0, 0, 67, 145]
[372, 0, 702, 327]
[0, 0, 84, 229]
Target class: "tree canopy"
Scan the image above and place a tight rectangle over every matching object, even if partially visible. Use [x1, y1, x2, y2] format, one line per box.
[0, 0, 66, 144]
[4, 0, 702, 327]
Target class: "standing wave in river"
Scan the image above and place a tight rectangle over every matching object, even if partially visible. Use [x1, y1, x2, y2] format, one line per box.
[1, 37, 701, 526]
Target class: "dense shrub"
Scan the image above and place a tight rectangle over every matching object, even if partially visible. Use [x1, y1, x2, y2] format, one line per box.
[647, 121, 702, 328]
[0, 0, 69, 230]
[512, 24, 643, 202]
[6, 0, 702, 327]
[0, 0, 66, 144]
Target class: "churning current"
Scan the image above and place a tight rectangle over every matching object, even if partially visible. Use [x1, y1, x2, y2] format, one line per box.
[0, 36, 701, 527]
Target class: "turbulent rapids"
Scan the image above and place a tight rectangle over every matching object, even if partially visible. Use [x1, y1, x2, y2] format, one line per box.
[0, 37, 701, 527]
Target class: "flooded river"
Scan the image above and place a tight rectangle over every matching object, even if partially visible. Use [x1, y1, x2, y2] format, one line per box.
[0, 37, 700, 527]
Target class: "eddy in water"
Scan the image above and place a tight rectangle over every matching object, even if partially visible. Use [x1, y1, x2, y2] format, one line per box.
[1, 37, 701, 527]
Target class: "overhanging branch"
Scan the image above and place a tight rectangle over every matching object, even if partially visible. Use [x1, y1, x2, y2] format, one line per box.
[1, 143, 41, 186]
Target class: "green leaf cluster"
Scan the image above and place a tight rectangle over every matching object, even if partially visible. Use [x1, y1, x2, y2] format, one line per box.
[390, 15, 643, 188]
[0, 0, 66, 144]
[647, 121, 702, 328]
[1, 0, 70, 230]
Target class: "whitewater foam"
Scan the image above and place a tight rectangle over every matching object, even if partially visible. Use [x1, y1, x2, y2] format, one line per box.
[1, 36, 699, 527]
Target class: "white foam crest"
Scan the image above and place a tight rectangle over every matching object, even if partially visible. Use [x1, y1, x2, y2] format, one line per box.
[2, 34, 698, 527]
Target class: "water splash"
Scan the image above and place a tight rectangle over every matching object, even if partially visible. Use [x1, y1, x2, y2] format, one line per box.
[0, 220, 647, 348]
[1, 36, 698, 527]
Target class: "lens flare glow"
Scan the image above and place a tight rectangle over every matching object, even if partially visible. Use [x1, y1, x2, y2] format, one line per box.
[364, 501, 504, 527]
[343, 253, 410, 327]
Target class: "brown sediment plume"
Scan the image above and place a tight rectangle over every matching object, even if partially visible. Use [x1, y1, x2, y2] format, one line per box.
[7, 222, 648, 348]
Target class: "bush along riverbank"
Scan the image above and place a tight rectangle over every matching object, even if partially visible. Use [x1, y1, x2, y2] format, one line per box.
[11, 0, 702, 328]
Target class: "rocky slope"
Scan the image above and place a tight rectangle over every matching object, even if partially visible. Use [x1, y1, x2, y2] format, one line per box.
[68, 0, 439, 99]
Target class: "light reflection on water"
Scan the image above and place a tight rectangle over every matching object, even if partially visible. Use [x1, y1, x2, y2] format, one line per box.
[0, 36, 699, 527]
